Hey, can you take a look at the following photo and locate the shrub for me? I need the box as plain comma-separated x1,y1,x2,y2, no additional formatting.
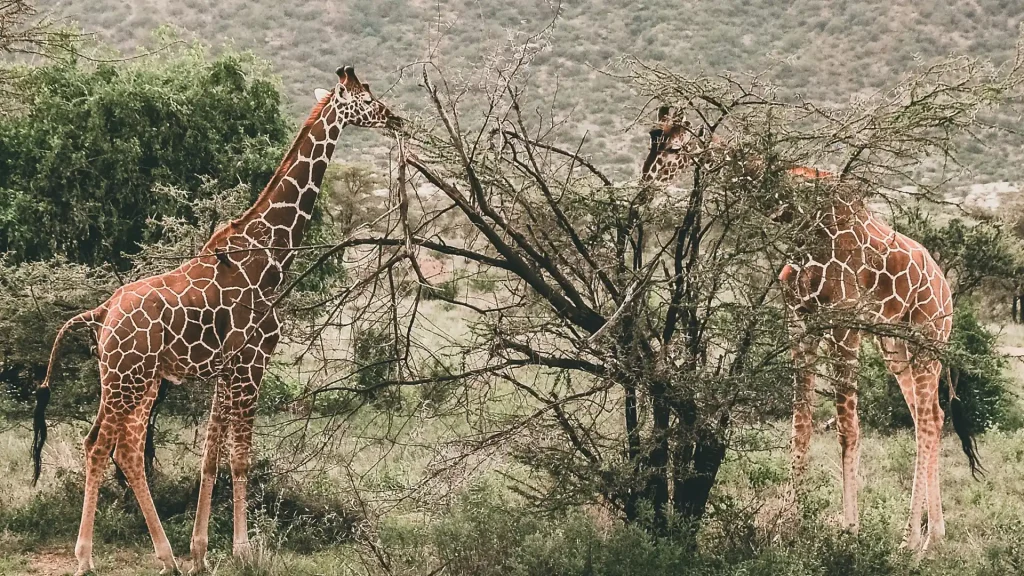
421,278,459,302
351,325,404,410
381,481,926,576
258,371,305,413
0,456,360,554
859,304,1020,433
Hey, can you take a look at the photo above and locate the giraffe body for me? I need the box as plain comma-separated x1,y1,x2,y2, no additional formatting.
32,66,399,575
641,107,971,550
781,189,952,547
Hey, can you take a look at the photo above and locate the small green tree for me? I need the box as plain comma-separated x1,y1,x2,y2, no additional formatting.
0,40,289,268
892,206,1019,300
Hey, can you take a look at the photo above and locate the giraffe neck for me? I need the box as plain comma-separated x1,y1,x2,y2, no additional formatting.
203,96,344,270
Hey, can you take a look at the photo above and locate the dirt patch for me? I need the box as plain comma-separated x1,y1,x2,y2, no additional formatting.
999,346,1024,357
26,549,76,576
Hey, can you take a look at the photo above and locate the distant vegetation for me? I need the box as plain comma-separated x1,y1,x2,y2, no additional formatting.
41,0,1024,181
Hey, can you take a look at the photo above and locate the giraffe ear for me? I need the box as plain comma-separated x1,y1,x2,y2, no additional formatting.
314,88,331,101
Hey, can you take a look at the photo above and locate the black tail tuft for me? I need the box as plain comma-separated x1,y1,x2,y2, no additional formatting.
31,386,51,486
144,379,171,478
950,395,984,479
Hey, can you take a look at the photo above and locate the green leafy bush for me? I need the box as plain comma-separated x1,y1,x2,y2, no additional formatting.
421,279,459,302
859,304,1020,433
350,325,404,410
381,481,924,576
0,43,288,268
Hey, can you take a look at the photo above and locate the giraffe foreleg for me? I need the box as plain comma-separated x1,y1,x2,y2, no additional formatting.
227,396,257,560
189,386,229,574
830,328,862,532
790,329,820,482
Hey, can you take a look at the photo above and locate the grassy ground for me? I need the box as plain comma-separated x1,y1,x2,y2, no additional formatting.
7,422,1024,574
3,317,1024,575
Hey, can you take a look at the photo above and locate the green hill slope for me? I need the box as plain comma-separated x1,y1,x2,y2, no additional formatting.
44,0,1024,182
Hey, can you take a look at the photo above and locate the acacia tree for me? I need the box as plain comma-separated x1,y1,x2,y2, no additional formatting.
0,0,77,105
272,36,1023,541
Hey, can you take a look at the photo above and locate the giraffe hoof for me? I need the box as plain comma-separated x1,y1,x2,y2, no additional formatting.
158,560,181,575
899,535,922,552
921,528,945,553
233,541,254,563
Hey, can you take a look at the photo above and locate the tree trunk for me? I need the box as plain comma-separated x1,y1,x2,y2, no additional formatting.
644,382,672,531
673,422,728,522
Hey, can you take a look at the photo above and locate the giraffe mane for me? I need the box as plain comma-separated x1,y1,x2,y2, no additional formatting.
202,90,334,252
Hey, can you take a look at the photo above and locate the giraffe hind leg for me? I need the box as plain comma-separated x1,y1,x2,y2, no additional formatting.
110,381,179,574
881,337,926,550
75,407,117,576
919,361,946,549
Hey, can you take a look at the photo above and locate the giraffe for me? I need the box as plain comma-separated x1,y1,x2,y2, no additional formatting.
640,106,980,550
30,66,401,576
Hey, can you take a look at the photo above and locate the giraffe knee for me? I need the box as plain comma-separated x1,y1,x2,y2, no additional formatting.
229,454,250,481
834,408,860,449
837,423,860,449
112,439,146,476
201,451,220,476
83,422,101,453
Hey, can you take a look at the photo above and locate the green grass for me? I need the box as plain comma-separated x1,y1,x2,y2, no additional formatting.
4,388,1024,574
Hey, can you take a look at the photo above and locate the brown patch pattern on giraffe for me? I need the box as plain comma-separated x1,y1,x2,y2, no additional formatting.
32,66,400,575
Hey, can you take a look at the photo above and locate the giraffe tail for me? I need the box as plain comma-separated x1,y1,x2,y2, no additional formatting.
32,306,105,486
946,365,984,480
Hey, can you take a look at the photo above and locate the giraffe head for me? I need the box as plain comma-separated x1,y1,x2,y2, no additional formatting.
640,106,705,184
318,66,402,131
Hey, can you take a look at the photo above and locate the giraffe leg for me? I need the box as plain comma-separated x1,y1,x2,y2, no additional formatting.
75,408,117,576
111,385,178,574
830,328,861,532
881,337,925,550
227,401,256,560
189,386,228,574
790,331,820,482
918,360,945,549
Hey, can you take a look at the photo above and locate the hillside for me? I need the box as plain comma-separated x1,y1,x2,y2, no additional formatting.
42,0,1024,183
